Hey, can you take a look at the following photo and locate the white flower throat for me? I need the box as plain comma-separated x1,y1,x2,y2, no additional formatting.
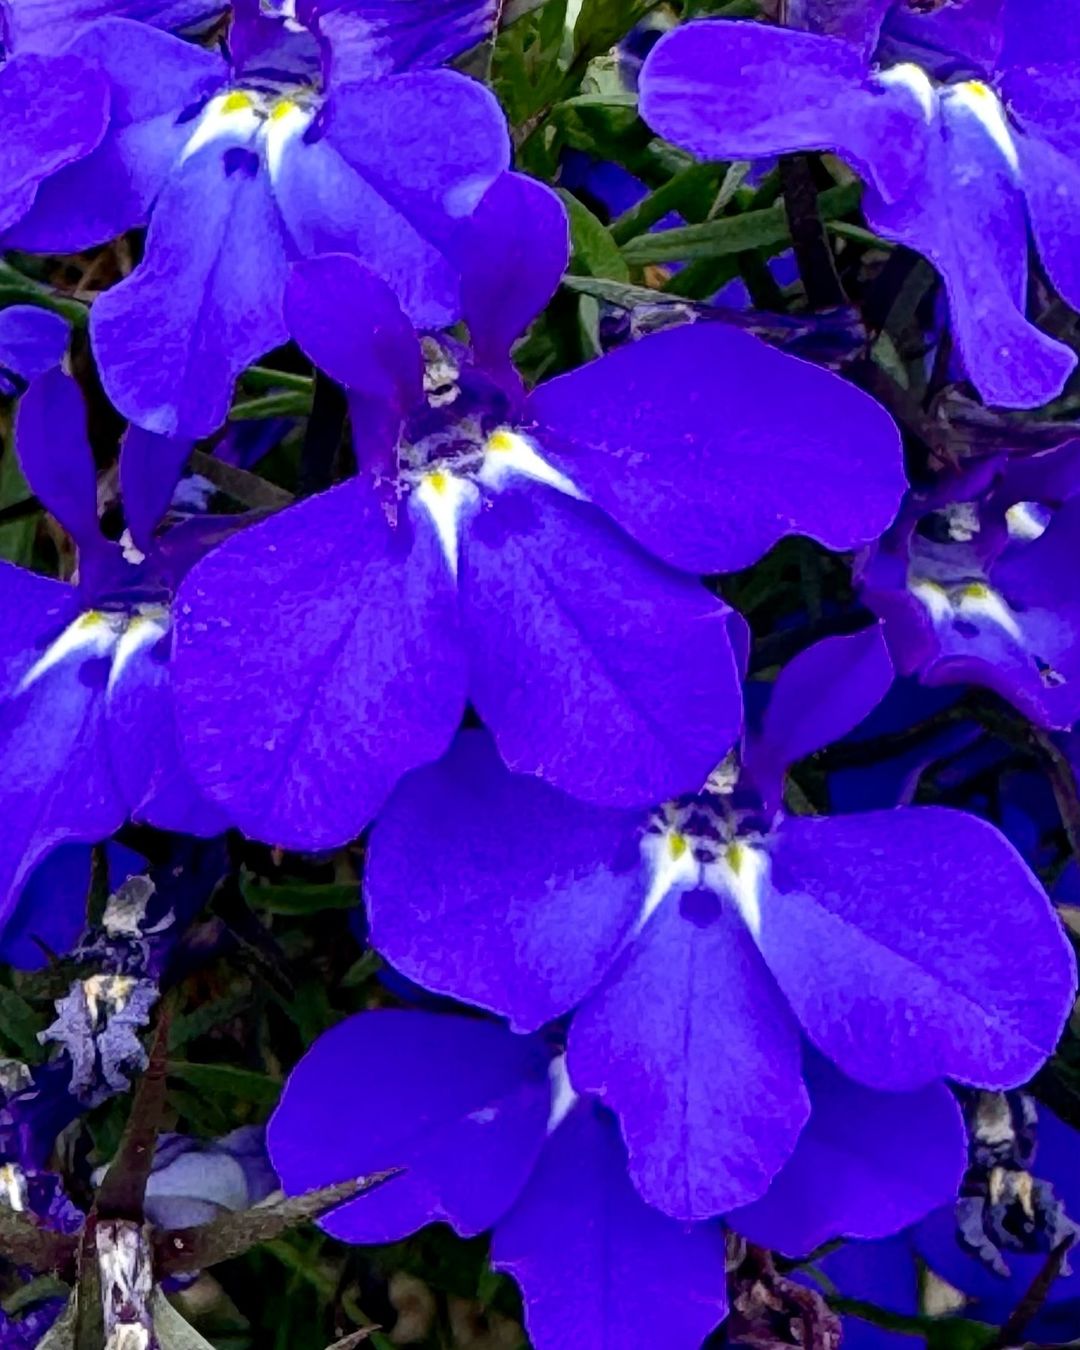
18,604,170,695
640,760,771,939
179,86,317,181
401,341,584,576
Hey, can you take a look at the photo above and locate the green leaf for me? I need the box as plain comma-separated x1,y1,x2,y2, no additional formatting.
925,1321,998,1350
491,0,570,128
609,160,727,245
0,450,37,569
560,274,686,308
341,950,382,989
570,0,656,63
152,1291,220,1350
169,991,253,1051
240,879,359,917
228,391,312,421
557,189,629,281
2,1274,70,1316
239,367,314,395
0,262,85,325
0,983,48,1060
165,1061,281,1106
620,181,862,264
501,0,553,22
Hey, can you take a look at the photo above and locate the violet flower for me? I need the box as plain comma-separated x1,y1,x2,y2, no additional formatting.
171,174,905,849
858,443,1080,727
361,628,1075,1219
2,1,509,436
638,1,1080,408
0,366,229,915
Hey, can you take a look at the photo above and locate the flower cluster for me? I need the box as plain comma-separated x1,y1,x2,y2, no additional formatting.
1,1,1080,1347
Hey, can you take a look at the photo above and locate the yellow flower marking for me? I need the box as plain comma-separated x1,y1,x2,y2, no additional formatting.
222,90,255,114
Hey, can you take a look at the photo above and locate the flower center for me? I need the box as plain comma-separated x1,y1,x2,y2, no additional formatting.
640,762,771,937
401,343,583,575
179,86,318,179
18,604,170,695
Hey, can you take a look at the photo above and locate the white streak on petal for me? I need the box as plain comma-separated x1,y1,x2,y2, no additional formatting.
108,613,170,692
479,429,584,500
18,612,118,693
179,94,261,165
948,80,1020,174
547,1054,578,1134
956,584,1023,641
876,62,936,122
0,1164,27,1213
911,578,952,625
704,842,769,940
412,472,477,577
263,101,313,183
636,830,699,934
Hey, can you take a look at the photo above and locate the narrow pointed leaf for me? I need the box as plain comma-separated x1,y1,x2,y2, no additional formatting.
151,1290,218,1350
157,1171,400,1275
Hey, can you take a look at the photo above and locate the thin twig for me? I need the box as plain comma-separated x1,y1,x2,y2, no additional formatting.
780,154,845,310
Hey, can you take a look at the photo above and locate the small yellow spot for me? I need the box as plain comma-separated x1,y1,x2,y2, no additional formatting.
667,832,688,861
222,90,254,114
725,842,744,875
960,582,991,600
426,470,448,494
79,610,106,627
486,429,517,454
965,79,992,98
270,98,298,121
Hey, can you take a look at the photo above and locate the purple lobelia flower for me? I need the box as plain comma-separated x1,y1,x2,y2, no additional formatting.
638,2,1080,408
361,626,1075,1220
268,1009,965,1348
858,445,1080,728
0,366,229,917
2,2,509,437
170,173,905,850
